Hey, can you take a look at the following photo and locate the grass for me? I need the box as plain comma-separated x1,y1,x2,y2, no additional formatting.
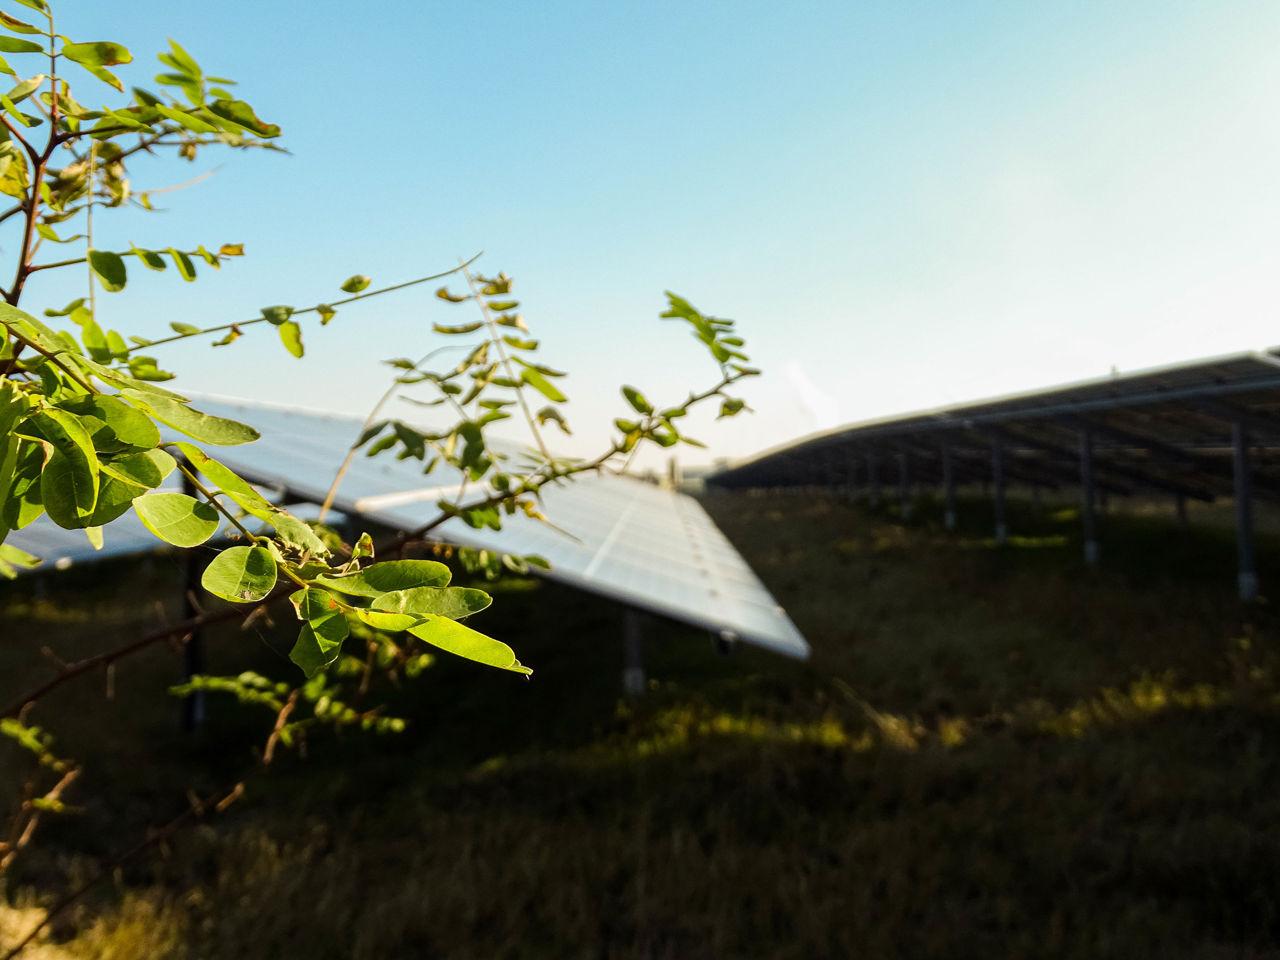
3,490,1280,958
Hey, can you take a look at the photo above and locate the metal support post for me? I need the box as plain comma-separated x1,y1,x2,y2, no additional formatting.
942,446,956,531
1079,429,1099,566
898,452,912,521
1232,421,1259,602
992,439,1008,545
623,609,646,696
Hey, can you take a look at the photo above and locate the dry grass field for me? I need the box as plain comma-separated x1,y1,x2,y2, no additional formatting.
3,489,1280,958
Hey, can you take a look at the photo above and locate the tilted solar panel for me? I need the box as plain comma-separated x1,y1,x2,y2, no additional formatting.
6,397,809,660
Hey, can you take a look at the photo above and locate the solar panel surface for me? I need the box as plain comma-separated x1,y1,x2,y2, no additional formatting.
7,397,808,660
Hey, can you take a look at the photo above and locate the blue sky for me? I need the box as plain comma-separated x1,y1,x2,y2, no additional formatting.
24,1,1280,466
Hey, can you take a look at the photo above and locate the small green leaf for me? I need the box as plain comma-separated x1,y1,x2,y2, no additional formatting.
339,274,370,293
288,588,348,676
622,386,652,414
521,366,566,403
87,249,126,292
260,305,293,325
317,303,336,325
371,586,492,621
59,394,160,452
351,531,374,561
408,616,531,675
168,248,196,280
131,246,168,270
61,41,132,67
278,319,303,358
202,545,277,602
207,98,280,138
134,492,219,547
0,37,42,54
486,299,518,312
315,559,450,598
169,321,200,335
99,448,175,489
433,321,482,335
0,13,41,35
435,287,467,303
120,392,259,445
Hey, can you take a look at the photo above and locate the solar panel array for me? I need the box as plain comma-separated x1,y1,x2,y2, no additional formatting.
7,397,809,660
710,349,1280,505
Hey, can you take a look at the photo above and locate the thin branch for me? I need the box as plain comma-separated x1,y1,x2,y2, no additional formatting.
317,343,473,522
26,256,86,273
461,263,551,461
133,254,484,353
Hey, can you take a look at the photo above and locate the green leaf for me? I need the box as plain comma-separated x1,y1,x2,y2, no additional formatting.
0,13,41,34
82,473,146,527
61,41,132,67
127,356,175,381
174,442,329,557
207,98,280,138
288,588,348,677
4,73,44,103
134,492,219,547
87,249,126,292
39,450,97,528
486,299,519,312
278,319,303,358
339,274,370,293
23,408,99,510
168,248,196,280
354,608,420,632
72,355,188,400
131,246,168,270
622,385,652,414
0,140,29,200
314,559,450,598
718,397,747,419
0,542,39,578
316,304,336,325
201,545,277,602
372,586,492,621
154,102,217,133
433,321,483,335
521,366,566,403
99,447,175,489
435,286,468,303
260,305,293,325
169,321,199,335
77,61,123,92
408,617,531,675
119,391,259,445
1,440,42,530
0,37,42,54
44,298,85,318
59,394,160,453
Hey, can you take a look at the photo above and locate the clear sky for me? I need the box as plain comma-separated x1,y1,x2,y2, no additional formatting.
27,0,1280,468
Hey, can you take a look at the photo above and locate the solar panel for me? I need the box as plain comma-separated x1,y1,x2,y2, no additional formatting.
6,397,809,660
711,347,1280,502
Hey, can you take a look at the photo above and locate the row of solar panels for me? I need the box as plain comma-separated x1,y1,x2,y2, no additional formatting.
7,397,809,660
710,349,1280,504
